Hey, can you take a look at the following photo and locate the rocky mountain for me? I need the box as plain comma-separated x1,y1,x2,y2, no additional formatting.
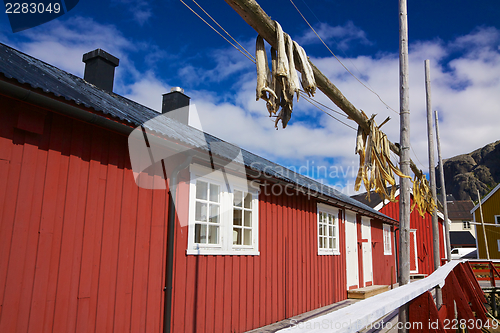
436,140,500,201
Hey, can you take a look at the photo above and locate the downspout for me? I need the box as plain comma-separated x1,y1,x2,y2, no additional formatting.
163,155,192,333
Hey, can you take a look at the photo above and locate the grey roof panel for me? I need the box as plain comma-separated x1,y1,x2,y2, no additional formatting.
0,42,394,222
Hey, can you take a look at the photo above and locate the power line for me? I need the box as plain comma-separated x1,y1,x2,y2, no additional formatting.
289,0,399,115
410,143,426,171
300,92,357,131
179,0,256,64
190,0,255,62
181,0,357,132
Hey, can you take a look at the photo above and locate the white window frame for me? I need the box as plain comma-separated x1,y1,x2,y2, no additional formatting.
187,164,259,255
383,224,392,255
495,215,500,225
317,203,340,255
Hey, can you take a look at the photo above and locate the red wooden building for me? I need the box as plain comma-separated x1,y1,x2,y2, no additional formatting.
352,188,448,277
0,43,397,333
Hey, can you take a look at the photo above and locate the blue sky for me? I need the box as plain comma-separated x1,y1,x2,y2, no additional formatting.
1,0,500,194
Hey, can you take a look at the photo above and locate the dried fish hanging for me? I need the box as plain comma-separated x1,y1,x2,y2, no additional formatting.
354,112,411,202
255,34,276,108
411,174,437,217
254,21,317,129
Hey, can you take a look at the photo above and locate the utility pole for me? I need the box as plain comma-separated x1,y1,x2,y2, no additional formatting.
478,189,490,259
398,0,411,330
425,60,441,270
425,60,442,307
434,110,452,261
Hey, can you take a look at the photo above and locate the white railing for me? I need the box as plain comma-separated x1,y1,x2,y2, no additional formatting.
279,260,464,333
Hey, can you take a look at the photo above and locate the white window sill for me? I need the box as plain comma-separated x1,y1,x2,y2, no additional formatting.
318,250,341,256
384,252,392,256
186,249,260,256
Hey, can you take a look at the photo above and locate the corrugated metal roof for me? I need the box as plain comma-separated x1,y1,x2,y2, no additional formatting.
0,42,394,222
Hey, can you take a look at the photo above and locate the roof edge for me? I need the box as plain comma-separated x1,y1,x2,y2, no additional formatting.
471,182,500,214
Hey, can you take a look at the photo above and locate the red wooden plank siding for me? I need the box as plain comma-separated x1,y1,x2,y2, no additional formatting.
1,94,389,333
0,97,168,333
381,196,440,276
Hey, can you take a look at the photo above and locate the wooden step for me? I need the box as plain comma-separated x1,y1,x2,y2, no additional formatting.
347,285,389,299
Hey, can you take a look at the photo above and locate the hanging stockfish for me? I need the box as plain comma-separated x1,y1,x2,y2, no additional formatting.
253,22,318,128
285,33,300,101
293,41,316,97
255,34,276,108
275,21,289,77
355,113,410,202
411,174,437,217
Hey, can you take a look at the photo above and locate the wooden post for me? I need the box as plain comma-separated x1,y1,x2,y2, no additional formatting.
425,60,441,270
425,60,443,307
434,110,452,261
222,0,424,179
398,0,411,330
477,189,490,260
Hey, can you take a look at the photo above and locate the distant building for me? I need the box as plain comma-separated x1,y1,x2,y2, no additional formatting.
471,183,500,259
447,200,475,237
352,187,448,276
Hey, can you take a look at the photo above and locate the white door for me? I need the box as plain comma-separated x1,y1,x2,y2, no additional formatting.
361,217,373,285
345,211,358,289
410,230,419,274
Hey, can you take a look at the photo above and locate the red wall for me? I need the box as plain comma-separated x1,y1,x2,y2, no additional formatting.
381,197,444,276
0,95,351,333
171,185,348,333
0,95,168,333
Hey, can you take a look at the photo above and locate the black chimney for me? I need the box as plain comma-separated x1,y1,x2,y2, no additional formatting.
82,49,119,92
162,87,190,124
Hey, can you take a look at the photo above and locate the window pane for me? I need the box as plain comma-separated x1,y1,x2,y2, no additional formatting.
329,237,333,249
244,210,252,227
209,204,219,223
208,225,219,244
209,184,220,202
196,181,208,200
332,238,337,249
233,227,242,245
329,226,333,238
319,224,323,236
234,190,243,207
319,237,323,248
234,209,242,226
195,202,207,222
244,192,252,209
244,229,252,245
195,224,207,244
328,214,333,225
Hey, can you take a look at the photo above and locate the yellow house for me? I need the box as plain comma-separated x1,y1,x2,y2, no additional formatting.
471,183,500,259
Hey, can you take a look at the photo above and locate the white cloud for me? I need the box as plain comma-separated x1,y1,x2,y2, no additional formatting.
5,17,500,194
296,21,372,51
8,16,134,76
111,0,153,26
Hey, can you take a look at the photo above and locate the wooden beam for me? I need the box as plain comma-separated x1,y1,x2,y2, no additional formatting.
223,0,423,178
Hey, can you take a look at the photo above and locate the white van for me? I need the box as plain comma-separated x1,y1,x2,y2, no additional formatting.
450,247,476,260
